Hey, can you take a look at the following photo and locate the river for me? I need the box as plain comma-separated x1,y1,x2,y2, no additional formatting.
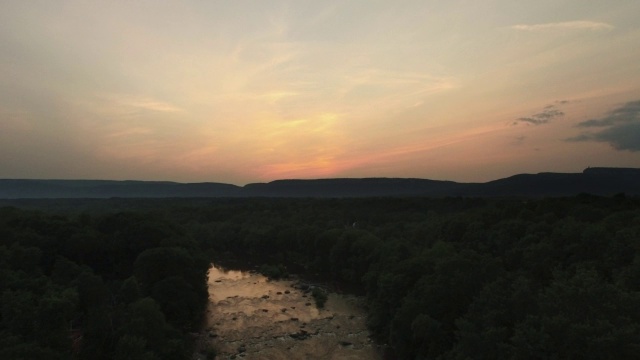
194,264,383,359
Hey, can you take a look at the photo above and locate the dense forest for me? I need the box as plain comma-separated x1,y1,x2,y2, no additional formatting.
0,207,210,359
2,194,640,358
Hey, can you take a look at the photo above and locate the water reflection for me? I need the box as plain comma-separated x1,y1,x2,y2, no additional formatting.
197,263,381,359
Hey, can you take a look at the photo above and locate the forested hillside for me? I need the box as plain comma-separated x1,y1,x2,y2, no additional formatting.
2,194,640,358
177,195,640,359
0,208,210,359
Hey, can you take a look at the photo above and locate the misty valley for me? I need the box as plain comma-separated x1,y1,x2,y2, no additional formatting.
1,195,640,359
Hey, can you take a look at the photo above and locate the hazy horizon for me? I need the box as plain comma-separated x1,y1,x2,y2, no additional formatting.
2,1,639,184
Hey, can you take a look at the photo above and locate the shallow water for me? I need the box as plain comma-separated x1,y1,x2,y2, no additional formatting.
195,264,382,360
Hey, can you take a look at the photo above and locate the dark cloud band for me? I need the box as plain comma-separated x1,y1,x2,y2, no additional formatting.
567,100,640,152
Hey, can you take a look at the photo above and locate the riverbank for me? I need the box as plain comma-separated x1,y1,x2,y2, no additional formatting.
194,264,382,359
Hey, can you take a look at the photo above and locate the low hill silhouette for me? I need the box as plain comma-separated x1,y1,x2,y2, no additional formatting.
0,179,241,198
1,167,639,198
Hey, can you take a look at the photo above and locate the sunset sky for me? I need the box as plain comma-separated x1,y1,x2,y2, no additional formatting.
1,1,639,185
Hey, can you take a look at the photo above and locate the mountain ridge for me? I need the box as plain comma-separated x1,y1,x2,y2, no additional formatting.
1,167,639,198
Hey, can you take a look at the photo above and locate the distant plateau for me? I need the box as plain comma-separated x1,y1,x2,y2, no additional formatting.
1,167,639,198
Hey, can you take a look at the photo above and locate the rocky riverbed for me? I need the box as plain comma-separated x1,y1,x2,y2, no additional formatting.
194,265,382,360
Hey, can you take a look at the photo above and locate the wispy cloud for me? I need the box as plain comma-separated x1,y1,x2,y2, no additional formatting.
337,69,457,111
567,100,640,151
513,103,566,126
511,135,526,146
510,21,614,32
91,94,184,117
116,96,183,113
106,127,153,138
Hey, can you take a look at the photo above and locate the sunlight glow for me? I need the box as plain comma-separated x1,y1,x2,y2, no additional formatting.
1,1,639,183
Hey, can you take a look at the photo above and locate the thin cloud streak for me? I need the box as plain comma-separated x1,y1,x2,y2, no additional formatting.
510,21,614,32
513,103,566,126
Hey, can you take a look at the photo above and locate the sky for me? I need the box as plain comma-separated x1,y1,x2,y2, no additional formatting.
1,0,640,185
